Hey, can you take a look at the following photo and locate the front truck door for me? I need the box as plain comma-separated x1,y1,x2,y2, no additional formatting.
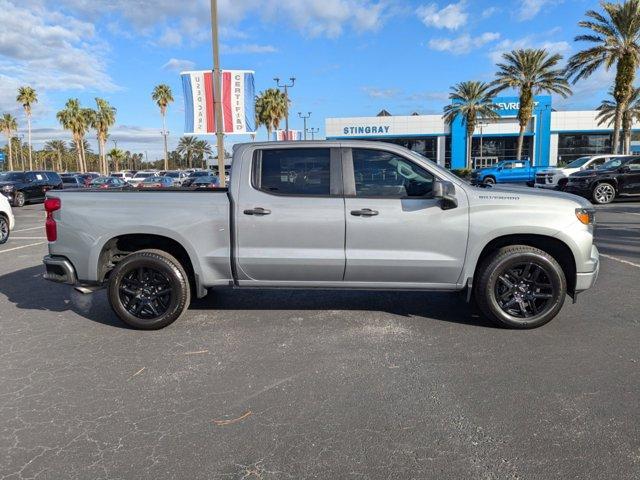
619,158,640,195
343,148,469,286
235,147,346,283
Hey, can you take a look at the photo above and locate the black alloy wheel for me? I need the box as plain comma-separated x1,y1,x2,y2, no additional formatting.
0,216,9,244
108,249,190,329
475,245,566,329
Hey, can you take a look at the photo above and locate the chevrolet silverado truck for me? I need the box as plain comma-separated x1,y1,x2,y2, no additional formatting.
534,154,633,190
42,141,600,330
471,160,545,185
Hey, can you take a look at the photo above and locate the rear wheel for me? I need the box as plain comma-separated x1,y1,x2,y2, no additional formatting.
0,215,9,244
475,245,566,329
13,191,25,208
592,182,616,204
108,249,190,329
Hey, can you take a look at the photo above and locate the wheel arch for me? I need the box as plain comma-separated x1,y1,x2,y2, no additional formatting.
97,234,203,297
473,234,577,295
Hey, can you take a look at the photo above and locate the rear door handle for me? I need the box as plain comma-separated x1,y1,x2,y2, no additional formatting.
243,207,271,216
350,208,379,217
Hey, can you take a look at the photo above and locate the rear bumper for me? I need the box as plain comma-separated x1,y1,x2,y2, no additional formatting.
575,245,600,292
43,255,77,285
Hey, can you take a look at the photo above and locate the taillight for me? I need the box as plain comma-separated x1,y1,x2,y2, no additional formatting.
44,197,61,242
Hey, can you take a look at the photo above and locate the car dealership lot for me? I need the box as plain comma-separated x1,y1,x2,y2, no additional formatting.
1,204,639,479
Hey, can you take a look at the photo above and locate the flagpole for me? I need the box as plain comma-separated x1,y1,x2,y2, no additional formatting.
210,0,226,186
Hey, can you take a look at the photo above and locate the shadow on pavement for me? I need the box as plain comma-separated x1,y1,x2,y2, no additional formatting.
1,266,495,329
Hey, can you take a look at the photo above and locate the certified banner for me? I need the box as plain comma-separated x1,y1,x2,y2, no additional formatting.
181,70,255,135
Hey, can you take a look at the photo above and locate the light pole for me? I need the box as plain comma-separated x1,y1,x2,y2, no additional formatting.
308,127,320,140
274,77,295,140
298,112,311,140
210,0,226,186
477,120,489,168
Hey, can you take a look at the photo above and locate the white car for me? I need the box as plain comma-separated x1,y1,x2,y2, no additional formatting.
535,154,634,190
0,194,15,244
110,171,134,182
128,171,157,187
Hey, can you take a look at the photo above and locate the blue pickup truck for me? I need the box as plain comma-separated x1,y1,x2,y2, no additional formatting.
471,160,545,185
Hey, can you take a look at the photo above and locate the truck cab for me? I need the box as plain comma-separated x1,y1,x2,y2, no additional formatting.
471,160,540,185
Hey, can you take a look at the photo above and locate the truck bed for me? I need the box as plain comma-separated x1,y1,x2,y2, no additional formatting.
47,190,233,288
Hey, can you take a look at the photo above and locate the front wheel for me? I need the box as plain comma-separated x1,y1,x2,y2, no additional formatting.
483,176,496,185
107,249,191,329
592,182,616,204
475,245,566,329
0,215,9,244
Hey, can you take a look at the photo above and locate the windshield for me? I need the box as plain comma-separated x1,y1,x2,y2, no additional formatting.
135,173,154,179
599,158,626,170
0,172,25,182
566,157,591,168
143,177,160,183
91,177,110,184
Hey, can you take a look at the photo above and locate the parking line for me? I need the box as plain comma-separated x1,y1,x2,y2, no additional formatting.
9,236,48,240
600,253,640,269
13,226,44,232
0,242,46,254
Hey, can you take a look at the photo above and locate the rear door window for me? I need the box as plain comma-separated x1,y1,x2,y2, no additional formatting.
254,148,332,196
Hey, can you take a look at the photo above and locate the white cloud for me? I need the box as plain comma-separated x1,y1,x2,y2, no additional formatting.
0,0,116,120
517,0,555,21
429,32,500,55
481,6,499,19
416,2,468,30
157,27,183,47
489,35,571,63
222,43,278,54
362,87,402,99
162,58,196,72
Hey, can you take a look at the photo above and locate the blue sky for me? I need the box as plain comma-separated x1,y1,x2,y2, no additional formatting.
0,0,614,158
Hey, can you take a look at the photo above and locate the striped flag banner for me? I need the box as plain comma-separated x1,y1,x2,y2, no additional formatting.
273,130,302,141
181,70,256,135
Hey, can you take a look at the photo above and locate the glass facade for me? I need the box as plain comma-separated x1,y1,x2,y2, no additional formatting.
471,136,533,164
557,133,612,165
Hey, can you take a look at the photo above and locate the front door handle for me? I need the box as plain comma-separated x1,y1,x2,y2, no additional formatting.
243,207,271,216
350,208,379,217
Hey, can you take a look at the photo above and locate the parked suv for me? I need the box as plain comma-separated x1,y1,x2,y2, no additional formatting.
0,171,63,207
565,156,640,204
535,155,633,190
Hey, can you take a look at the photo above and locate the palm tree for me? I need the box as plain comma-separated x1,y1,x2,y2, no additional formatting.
566,0,640,155
491,49,572,161
107,148,125,172
176,136,198,168
16,86,37,170
44,140,67,172
89,98,117,175
0,113,17,171
443,81,499,169
255,88,287,140
57,99,91,172
152,84,173,170
193,139,213,169
597,87,640,154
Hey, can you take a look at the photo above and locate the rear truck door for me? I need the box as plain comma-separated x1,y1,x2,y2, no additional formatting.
235,146,346,283
342,147,469,285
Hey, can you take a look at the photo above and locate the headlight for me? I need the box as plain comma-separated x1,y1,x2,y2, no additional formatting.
2,185,14,192
575,208,595,225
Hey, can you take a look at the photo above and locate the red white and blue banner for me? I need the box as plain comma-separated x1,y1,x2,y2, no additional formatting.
181,70,255,135
273,130,302,141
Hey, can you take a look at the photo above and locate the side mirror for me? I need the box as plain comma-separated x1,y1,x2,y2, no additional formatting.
433,180,458,210
619,165,631,173
497,167,503,171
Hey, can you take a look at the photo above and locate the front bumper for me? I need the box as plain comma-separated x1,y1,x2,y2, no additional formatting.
564,184,591,199
43,255,77,285
1,191,15,203
575,245,600,292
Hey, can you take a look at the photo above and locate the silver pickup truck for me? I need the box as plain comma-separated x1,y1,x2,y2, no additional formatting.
42,141,600,330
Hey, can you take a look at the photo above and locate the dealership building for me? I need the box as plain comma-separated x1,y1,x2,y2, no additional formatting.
325,95,638,169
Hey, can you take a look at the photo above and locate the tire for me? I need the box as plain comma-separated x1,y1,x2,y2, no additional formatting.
483,176,496,185
475,245,567,329
107,249,191,330
592,182,616,204
13,191,25,208
0,215,9,245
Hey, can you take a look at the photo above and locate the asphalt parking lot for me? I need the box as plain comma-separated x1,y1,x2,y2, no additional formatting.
1,202,639,479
